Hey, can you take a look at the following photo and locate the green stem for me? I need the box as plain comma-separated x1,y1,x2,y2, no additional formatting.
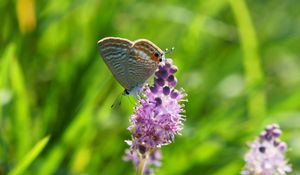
136,154,148,175
229,0,266,121
136,148,154,175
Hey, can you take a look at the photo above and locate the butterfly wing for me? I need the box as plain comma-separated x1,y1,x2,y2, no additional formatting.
125,39,164,90
97,37,164,94
97,37,133,90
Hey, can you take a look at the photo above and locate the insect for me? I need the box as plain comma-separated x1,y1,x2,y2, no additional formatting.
97,37,165,97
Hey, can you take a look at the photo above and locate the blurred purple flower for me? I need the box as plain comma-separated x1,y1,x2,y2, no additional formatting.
124,59,186,174
241,124,292,175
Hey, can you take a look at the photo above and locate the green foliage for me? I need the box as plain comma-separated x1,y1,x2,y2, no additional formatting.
1,0,300,174
8,136,50,175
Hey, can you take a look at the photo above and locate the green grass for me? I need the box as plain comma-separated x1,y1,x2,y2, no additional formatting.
8,136,50,175
1,0,300,174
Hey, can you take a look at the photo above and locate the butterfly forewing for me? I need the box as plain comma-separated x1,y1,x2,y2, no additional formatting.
98,37,133,90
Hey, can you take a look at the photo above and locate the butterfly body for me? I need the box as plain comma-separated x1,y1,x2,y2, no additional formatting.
97,37,165,95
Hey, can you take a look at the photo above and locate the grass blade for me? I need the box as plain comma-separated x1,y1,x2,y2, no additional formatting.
8,136,50,175
229,0,266,121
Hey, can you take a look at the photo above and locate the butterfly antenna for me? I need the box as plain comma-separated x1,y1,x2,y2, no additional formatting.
164,47,175,55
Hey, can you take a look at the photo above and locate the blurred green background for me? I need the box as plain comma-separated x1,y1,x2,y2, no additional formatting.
1,0,300,174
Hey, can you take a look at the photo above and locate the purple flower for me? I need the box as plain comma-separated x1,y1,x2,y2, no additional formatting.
241,124,292,175
124,59,186,174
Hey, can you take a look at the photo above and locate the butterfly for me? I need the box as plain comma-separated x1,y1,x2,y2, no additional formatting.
97,37,165,96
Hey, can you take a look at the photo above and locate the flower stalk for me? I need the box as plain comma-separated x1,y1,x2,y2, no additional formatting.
136,153,148,175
